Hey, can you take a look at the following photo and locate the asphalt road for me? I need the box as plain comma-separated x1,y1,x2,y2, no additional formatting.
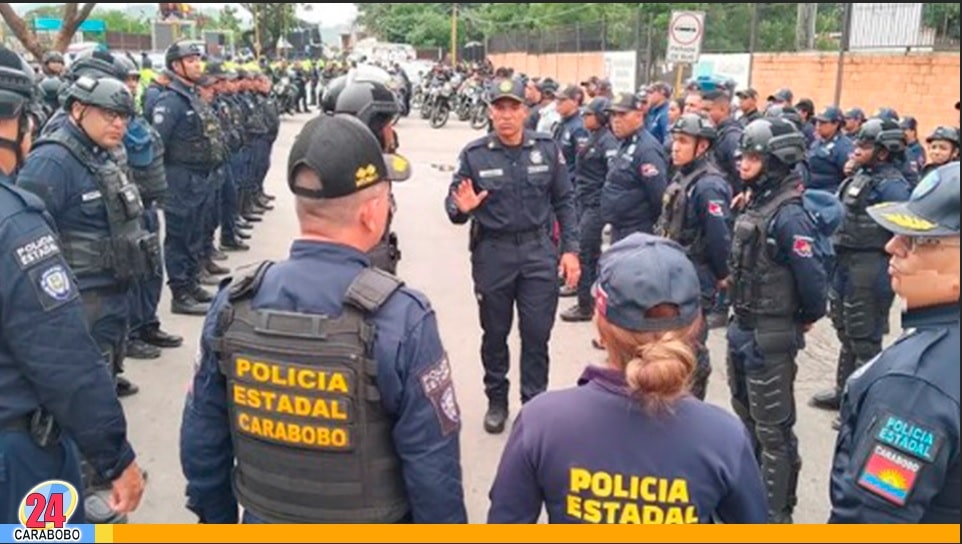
122,111,900,524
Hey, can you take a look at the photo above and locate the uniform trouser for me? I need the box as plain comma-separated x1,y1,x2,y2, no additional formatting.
690,263,718,401
221,156,241,243
727,322,802,522
0,432,85,524
830,251,894,395
165,167,210,295
252,137,273,193
576,205,605,311
472,235,559,405
127,208,163,336
201,167,225,262
80,286,131,379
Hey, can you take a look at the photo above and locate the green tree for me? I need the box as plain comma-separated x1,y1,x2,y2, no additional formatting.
94,8,150,34
0,2,98,60
218,5,244,35
240,3,310,57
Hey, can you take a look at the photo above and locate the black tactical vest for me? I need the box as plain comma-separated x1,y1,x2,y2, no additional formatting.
730,181,802,329
243,93,269,136
35,131,160,281
215,264,410,524
657,159,723,263
833,165,900,251
131,126,168,207
166,86,223,170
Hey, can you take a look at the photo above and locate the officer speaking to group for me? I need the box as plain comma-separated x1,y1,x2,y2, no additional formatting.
180,114,467,524
446,77,580,434
0,44,144,524
830,161,960,523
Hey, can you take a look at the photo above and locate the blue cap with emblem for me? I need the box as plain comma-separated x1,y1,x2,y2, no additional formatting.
868,161,960,237
489,77,525,104
593,233,701,333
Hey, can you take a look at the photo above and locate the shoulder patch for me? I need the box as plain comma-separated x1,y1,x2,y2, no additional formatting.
707,200,725,218
14,233,61,270
873,413,945,463
858,444,921,506
640,163,660,177
792,235,814,258
419,353,460,436
29,263,78,312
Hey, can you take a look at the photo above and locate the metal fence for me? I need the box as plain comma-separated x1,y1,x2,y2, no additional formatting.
105,31,152,52
487,19,641,55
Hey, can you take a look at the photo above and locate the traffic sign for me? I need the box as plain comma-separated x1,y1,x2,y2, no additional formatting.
666,11,706,64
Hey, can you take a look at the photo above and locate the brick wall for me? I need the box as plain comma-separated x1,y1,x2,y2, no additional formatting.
751,52,960,136
489,52,605,86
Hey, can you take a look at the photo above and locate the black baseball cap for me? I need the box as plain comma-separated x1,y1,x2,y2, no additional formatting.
489,77,525,104
868,162,960,237
594,233,701,332
768,88,793,103
287,114,411,200
736,88,758,100
605,92,642,113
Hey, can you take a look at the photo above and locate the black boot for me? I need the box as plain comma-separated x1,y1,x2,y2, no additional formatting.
484,402,509,435
190,286,215,303
560,304,593,323
206,260,231,276
221,239,251,252
141,325,184,349
171,292,209,316
126,339,161,360
810,345,854,411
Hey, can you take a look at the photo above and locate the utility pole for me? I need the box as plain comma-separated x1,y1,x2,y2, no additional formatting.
747,3,759,85
253,3,262,60
450,3,458,65
795,3,818,50
834,3,854,105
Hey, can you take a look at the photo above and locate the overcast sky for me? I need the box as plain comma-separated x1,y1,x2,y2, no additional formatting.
11,3,358,25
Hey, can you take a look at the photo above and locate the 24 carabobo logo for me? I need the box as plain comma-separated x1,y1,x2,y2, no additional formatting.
18,480,79,529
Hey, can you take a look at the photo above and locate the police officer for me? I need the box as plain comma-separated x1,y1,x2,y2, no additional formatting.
922,126,960,179
41,50,65,78
489,233,768,524
656,114,732,400
736,88,763,127
180,114,467,524
152,40,224,315
727,118,829,523
142,69,171,117
901,116,927,175
811,118,913,414
554,85,589,182
42,50,128,137
561,97,618,323
234,70,274,227
843,108,865,139
248,73,280,216
446,78,581,434
808,106,854,193
698,79,743,194
207,63,251,253
644,82,673,145
0,47,145,523
194,74,233,289
17,75,160,401
601,92,669,243
116,55,182,359
830,161,960,524
335,79,405,273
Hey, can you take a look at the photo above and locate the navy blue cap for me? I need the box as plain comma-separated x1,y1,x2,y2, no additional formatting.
594,233,701,333
868,162,960,237
900,116,918,131
606,92,642,113
489,77,525,104
844,107,865,120
815,106,844,123
768,88,793,104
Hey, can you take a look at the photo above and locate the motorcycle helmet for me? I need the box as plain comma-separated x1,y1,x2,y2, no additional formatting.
335,80,400,150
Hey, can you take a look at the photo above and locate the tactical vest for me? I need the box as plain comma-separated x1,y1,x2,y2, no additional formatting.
35,132,160,281
226,98,248,148
132,128,168,207
214,264,410,524
166,86,223,170
730,182,802,329
243,94,269,136
263,96,281,136
833,165,898,251
215,100,243,153
657,159,722,263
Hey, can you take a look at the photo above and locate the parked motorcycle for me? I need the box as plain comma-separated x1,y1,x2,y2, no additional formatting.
272,74,298,115
429,82,454,129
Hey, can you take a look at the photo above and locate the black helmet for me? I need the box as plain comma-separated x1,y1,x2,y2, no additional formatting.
38,77,63,106
740,118,807,167
765,104,804,131
875,107,900,122
856,118,906,154
320,74,349,113
165,40,204,69
335,80,399,133
115,54,139,78
64,76,136,116
42,51,64,65
926,126,960,147
670,113,717,142
65,50,125,81
0,47,36,119
583,97,611,126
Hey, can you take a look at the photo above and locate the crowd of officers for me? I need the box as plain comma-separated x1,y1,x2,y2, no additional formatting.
1,39,958,526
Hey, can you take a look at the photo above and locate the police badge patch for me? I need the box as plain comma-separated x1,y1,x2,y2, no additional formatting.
29,263,77,312
530,150,544,165
419,354,460,436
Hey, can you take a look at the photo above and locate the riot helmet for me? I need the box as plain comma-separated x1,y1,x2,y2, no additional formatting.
334,80,400,150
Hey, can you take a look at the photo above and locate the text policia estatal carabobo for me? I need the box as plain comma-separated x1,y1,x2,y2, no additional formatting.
229,357,356,451
566,468,700,524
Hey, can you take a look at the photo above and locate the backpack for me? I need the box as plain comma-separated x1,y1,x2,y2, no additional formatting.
801,189,844,276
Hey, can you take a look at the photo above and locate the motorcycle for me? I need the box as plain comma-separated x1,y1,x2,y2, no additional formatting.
272,75,298,115
429,82,454,129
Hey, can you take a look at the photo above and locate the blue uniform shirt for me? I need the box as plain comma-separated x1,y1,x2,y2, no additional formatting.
713,118,744,192
574,128,619,209
807,133,854,192
180,242,467,524
906,141,927,178
143,83,166,118
16,122,119,291
601,126,669,236
645,101,670,145
0,179,135,481
684,166,733,281
488,366,768,524
446,131,579,254
554,114,590,179
855,164,914,208
830,304,960,523
39,108,68,137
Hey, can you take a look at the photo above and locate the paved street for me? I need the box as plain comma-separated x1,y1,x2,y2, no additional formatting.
123,111,899,524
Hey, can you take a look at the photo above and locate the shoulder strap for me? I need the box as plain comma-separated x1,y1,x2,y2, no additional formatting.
227,260,275,302
344,267,404,314
34,130,98,174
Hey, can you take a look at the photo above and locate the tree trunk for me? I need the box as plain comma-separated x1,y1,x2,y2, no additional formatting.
54,3,98,52
0,3,44,60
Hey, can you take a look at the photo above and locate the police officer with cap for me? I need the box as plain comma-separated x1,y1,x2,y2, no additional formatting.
553,85,590,182
843,108,866,139
736,88,763,127
811,118,912,415
727,118,829,523
152,39,223,315
922,126,960,179
18,75,160,402
560,97,619,324
335,78,406,273
0,46,146,524
181,113,467,524
656,113,732,400
489,233,768,524
830,161,960,524
601,91,669,243
808,106,854,193
902,116,927,175
446,78,580,434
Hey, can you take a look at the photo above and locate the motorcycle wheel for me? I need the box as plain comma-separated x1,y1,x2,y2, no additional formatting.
470,106,489,130
430,106,450,129
457,104,471,122
420,102,432,120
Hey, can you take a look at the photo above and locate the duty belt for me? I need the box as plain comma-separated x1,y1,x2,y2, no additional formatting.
0,416,30,433
482,228,545,244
